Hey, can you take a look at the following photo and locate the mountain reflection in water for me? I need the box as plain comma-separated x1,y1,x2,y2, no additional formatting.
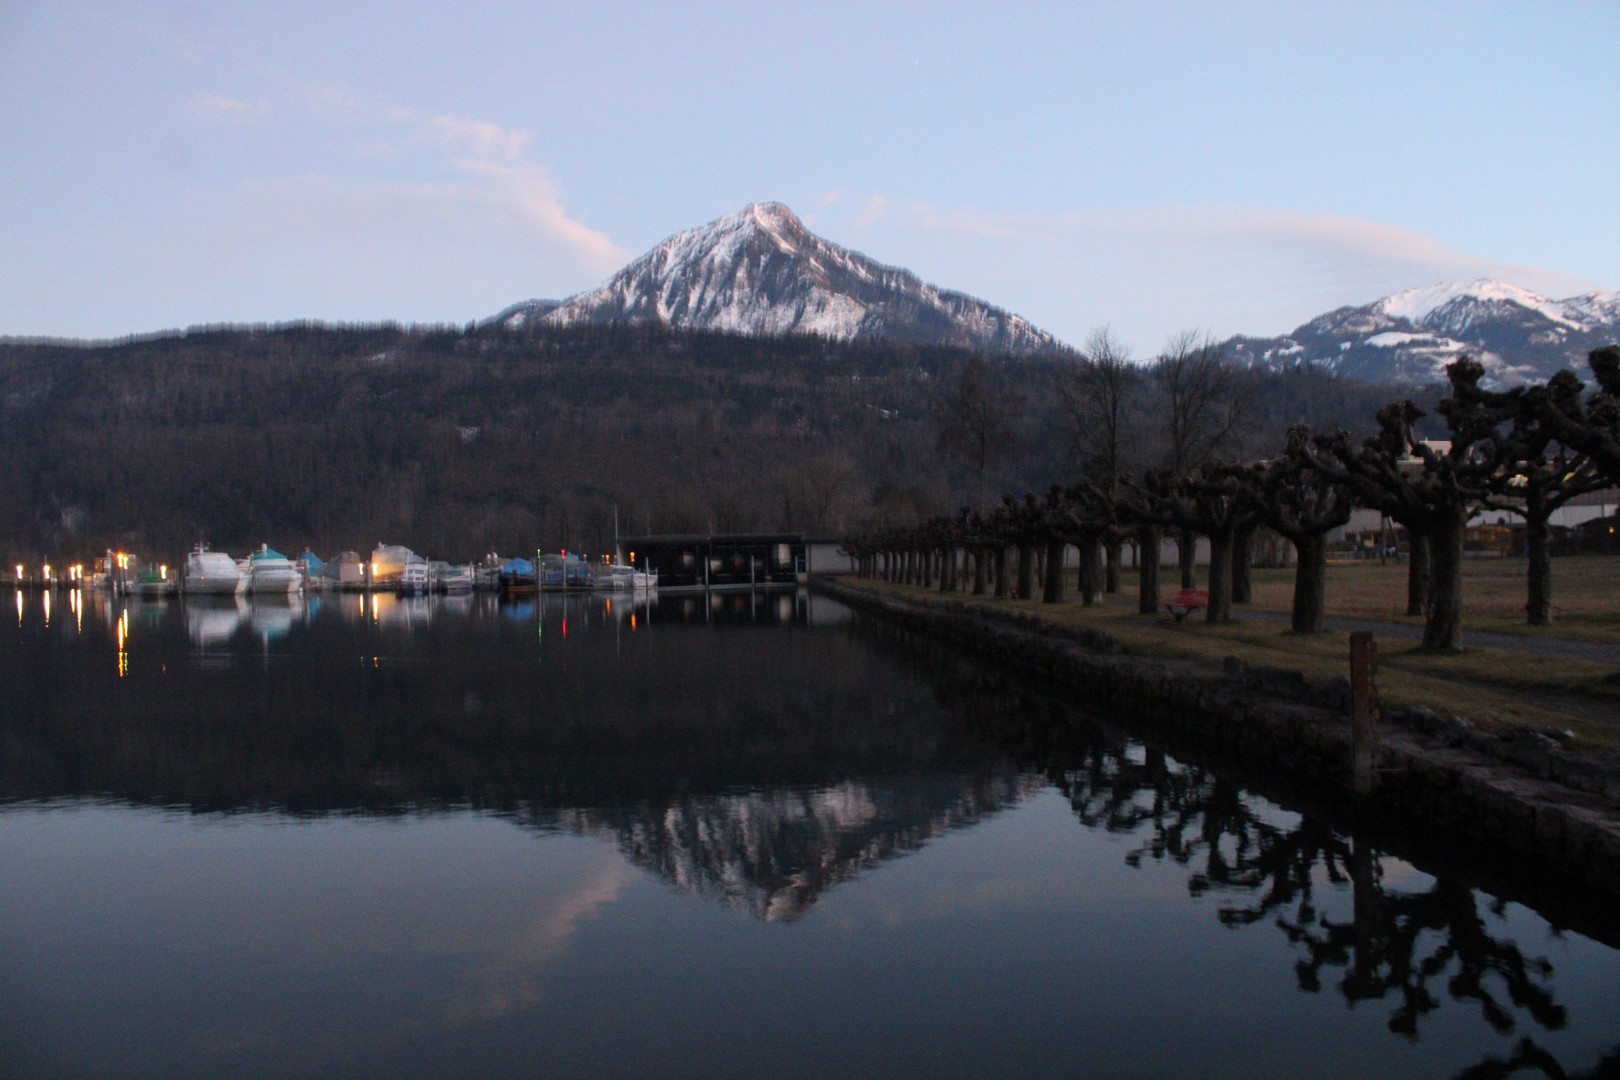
2,588,1029,921
3,588,1620,1080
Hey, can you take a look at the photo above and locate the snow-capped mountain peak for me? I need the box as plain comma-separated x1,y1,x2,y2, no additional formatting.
1375,278,1581,329
1226,277,1620,386
502,202,1064,355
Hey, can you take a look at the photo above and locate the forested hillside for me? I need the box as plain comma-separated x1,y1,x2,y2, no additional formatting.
0,322,1430,563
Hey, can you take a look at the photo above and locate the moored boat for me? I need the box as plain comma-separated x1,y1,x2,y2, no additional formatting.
329,551,368,591
499,557,538,594
131,568,178,597
369,544,418,589
540,552,595,590
474,557,504,591
297,550,330,591
439,564,474,593
243,545,303,594
398,559,431,596
594,561,658,592
184,546,245,595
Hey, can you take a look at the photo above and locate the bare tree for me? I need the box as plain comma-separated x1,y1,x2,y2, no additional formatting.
1057,327,1141,481
1154,330,1253,475
1056,327,1141,592
1301,378,1509,651
777,453,859,532
1150,331,1256,586
1241,429,1353,633
1521,345,1620,484
934,356,1023,509
1449,351,1618,624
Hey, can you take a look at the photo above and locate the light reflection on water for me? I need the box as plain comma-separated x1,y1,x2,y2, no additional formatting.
2,589,1619,1080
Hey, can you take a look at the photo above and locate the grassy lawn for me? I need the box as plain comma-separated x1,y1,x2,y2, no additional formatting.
837,576,1620,753
1234,554,1620,645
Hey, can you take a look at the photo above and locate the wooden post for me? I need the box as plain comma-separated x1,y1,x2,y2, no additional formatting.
1350,631,1378,795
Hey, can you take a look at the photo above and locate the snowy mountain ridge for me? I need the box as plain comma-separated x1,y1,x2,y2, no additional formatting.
1227,278,1620,386
500,202,1065,356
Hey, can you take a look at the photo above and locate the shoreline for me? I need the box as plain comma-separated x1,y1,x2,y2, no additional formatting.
814,575,1620,900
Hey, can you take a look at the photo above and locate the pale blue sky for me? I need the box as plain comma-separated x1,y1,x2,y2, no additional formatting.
2,1,1616,350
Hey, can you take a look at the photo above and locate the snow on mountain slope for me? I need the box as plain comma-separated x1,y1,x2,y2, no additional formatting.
504,202,1065,356
1227,278,1620,386
1376,279,1582,329
485,297,563,328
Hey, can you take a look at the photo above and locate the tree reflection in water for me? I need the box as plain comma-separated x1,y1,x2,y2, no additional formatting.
1058,741,1620,1080
852,617,1618,1080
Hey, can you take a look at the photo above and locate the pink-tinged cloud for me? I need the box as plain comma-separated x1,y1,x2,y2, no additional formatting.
817,198,1603,347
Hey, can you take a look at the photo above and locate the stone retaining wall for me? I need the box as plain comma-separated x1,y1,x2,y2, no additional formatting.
817,577,1620,898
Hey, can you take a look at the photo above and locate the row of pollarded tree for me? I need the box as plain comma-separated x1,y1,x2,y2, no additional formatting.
844,347,1620,653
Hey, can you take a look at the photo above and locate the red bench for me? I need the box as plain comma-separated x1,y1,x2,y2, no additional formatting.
1163,588,1208,623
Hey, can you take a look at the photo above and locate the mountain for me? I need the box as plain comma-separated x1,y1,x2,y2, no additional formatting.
498,202,1065,356
486,297,563,327
1226,279,1620,386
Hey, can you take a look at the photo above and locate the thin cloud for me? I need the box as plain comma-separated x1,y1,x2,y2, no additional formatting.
898,202,1598,299
189,92,271,121
181,80,628,289
852,194,890,232
810,199,1605,348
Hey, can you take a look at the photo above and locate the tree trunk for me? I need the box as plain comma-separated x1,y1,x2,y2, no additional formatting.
1525,497,1552,625
1206,526,1233,624
1420,517,1464,651
1291,533,1327,633
1042,539,1066,604
1177,527,1197,588
1137,523,1161,614
972,546,987,595
1104,537,1122,594
1016,542,1034,600
1078,535,1102,606
939,547,954,593
993,545,1009,598
1406,529,1429,617
1232,523,1255,604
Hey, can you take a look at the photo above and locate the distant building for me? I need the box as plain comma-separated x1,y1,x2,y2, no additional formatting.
615,534,807,592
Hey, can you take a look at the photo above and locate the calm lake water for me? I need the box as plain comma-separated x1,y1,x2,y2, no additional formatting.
3,587,1619,1080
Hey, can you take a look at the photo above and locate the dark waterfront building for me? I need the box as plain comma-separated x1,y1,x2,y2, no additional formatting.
616,533,808,591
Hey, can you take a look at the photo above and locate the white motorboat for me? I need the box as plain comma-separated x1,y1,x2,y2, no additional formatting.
398,559,431,596
595,562,658,591
439,564,474,593
184,546,245,595
242,545,303,594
